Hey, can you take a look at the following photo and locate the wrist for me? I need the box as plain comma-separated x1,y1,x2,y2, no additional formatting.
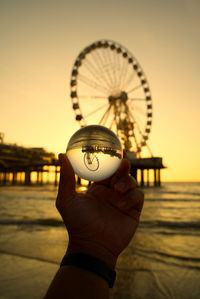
67,239,117,270
60,252,116,288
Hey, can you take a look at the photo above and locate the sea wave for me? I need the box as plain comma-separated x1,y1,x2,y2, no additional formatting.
135,247,200,263
139,220,200,230
0,218,64,226
145,197,200,202
159,191,200,197
0,249,58,265
134,249,200,270
1,218,200,232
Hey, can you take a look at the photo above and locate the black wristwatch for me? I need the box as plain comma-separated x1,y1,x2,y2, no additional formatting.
60,252,116,288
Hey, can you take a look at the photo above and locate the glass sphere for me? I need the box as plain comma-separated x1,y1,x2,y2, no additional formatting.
66,125,123,181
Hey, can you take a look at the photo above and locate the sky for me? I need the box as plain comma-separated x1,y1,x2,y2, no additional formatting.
1,0,200,182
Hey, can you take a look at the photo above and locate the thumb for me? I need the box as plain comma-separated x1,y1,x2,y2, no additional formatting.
57,153,76,205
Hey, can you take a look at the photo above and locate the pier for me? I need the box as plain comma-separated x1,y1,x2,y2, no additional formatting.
129,157,165,187
0,142,165,187
0,142,59,186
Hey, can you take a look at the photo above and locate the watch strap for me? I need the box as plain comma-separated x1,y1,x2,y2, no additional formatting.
60,252,116,288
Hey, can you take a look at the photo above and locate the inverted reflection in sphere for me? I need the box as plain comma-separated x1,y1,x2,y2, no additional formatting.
66,125,123,181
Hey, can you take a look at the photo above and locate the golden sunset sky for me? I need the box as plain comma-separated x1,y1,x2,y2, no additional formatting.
1,0,200,181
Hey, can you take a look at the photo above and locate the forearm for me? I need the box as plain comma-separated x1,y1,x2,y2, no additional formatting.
44,265,109,299
45,155,144,299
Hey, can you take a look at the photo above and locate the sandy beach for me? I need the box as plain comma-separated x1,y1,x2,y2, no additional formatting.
0,183,200,298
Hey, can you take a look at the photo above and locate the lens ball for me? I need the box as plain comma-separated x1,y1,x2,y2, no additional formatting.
66,125,123,181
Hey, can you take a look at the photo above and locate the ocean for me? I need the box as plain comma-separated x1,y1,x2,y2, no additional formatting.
0,182,200,299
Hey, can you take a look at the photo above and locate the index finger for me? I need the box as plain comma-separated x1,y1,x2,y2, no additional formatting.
110,158,130,188
94,158,130,188
57,154,76,205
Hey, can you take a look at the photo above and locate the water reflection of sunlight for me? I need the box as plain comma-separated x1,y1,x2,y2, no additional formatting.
76,186,88,193
81,178,89,186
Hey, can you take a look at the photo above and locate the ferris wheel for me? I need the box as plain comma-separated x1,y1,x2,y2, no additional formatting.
70,39,153,156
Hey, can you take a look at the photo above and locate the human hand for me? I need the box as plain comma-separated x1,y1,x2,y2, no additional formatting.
56,154,144,269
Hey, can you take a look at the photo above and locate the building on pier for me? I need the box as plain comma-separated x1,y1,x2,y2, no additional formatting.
0,135,166,187
0,139,59,186
128,156,166,187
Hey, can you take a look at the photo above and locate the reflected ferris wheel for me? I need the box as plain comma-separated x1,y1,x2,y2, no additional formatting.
70,39,153,157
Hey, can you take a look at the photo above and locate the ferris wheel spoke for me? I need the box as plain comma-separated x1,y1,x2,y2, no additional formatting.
133,132,141,152
128,110,146,140
129,125,140,151
91,50,113,90
115,119,119,137
101,49,115,88
84,59,100,79
84,103,109,119
130,111,144,132
128,97,146,101
109,115,115,130
134,125,145,152
99,104,112,125
128,102,147,119
126,115,142,151
79,95,107,99
78,74,109,94
128,108,146,124
134,114,146,130
111,50,118,90
146,143,153,157
107,48,117,88
118,58,125,89
116,51,122,90
102,50,114,90
84,57,112,90
70,40,153,155
113,113,119,136
133,105,146,114
127,84,142,94
123,72,136,91
114,107,122,137
133,113,146,124
121,63,129,90
119,58,129,90
113,51,118,90
102,105,113,126
129,106,146,117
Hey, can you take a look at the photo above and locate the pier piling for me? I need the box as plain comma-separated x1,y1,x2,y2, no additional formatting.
0,143,165,187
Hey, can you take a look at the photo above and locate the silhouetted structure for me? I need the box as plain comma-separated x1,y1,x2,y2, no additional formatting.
0,138,165,187
69,40,166,186
129,156,165,187
0,142,59,186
